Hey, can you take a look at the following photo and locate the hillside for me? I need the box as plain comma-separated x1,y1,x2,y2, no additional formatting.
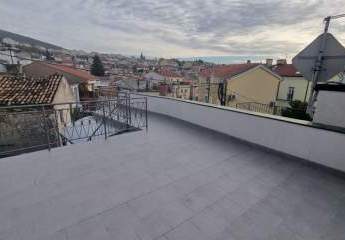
0,29,63,50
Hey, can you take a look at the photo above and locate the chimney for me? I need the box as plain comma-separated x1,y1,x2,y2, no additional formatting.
276,59,287,65
266,58,273,67
18,64,23,74
246,60,251,64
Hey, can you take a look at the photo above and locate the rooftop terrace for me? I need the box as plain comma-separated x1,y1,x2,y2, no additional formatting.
1,112,345,240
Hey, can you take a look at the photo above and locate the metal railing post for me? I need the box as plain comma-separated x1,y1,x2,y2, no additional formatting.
128,96,132,126
42,106,51,151
145,97,148,131
126,96,130,128
69,103,74,126
54,110,62,147
108,101,111,118
102,103,107,140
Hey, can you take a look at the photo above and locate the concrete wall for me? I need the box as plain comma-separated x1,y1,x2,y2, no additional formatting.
313,90,345,128
0,111,58,156
135,93,345,172
227,66,281,107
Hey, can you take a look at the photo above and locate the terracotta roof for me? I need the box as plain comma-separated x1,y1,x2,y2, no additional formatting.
0,74,62,106
272,64,303,77
200,63,260,78
157,69,182,78
23,62,96,83
43,63,96,81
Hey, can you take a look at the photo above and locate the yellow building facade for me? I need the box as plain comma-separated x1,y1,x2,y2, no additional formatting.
226,66,281,107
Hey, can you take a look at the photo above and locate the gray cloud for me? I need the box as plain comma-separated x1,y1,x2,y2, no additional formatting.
0,0,344,58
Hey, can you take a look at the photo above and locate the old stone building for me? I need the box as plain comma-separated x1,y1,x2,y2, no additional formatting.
0,74,74,156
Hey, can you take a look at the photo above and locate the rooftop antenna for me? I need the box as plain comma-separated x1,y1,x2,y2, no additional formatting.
306,13,345,115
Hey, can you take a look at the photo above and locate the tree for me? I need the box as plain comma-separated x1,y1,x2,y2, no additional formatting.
176,59,184,68
91,55,105,76
281,100,311,121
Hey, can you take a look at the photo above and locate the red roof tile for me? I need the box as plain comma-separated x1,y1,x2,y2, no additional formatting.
0,74,62,106
157,69,182,78
24,62,96,83
273,64,302,77
200,63,259,78
43,63,96,82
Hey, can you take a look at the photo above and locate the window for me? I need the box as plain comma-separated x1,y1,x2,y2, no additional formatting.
59,110,65,123
228,95,236,102
287,87,295,101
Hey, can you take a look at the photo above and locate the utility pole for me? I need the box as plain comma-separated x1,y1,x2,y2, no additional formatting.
307,13,345,115
303,80,310,103
9,47,14,65
218,79,227,106
206,77,210,103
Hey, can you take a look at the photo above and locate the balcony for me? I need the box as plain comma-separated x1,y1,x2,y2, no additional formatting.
0,97,147,157
0,95,345,240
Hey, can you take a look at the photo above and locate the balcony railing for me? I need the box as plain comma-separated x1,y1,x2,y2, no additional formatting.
0,96,147,158
235,102,282,115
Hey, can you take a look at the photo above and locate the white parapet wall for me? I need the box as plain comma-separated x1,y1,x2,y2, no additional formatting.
133,93,345,172
313,89,345,129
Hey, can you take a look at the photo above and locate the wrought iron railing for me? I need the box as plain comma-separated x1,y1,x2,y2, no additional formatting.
235,102,282,115
0,96,147,157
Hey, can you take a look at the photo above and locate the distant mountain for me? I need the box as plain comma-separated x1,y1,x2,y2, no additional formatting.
0,29,63,50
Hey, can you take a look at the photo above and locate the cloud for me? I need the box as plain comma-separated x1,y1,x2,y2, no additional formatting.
0,0,344,58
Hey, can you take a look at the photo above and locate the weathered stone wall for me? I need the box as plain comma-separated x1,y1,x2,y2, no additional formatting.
0,111,58,156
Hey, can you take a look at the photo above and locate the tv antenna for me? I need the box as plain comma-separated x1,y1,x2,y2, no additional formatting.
292,14,345,116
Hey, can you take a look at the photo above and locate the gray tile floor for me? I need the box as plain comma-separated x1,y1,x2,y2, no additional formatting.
0,113,345,240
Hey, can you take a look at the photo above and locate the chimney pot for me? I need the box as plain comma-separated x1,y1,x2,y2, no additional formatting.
266,58,273,67
276,59,287,65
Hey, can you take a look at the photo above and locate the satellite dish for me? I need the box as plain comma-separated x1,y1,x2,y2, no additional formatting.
292,33,345,82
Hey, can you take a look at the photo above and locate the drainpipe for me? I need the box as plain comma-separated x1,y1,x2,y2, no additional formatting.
275,79,281,103
304,80,310,103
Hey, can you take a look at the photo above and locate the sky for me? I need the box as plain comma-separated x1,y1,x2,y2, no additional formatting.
0,0,344,59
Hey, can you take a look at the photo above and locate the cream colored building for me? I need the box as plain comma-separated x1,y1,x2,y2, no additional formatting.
273,64,311,107
197,63,319,114
226,65,281,107
170,83,192,100
53,76,78,105
197,64,261,105
197,75,219,104
156,69,183,84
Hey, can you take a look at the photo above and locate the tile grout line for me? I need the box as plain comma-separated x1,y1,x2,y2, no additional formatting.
45,148,255,238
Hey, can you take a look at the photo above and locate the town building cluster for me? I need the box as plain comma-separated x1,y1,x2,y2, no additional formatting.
1,35,344,119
